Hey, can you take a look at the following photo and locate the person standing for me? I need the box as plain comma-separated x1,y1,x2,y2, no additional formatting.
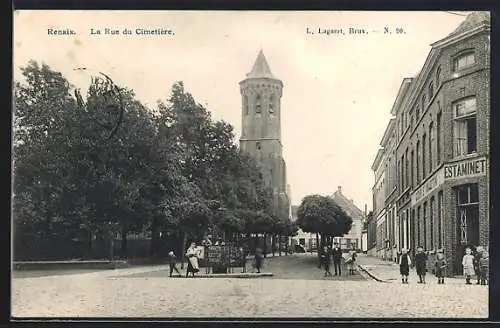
462,247,475,285
415,246,428,284
434,249,447,284
167,251,181,277
479,249,489,285
332,243,342,276
185,242,200,278
320,246,332,277
473,246,483,285
254,247,264,273
399,248,411,284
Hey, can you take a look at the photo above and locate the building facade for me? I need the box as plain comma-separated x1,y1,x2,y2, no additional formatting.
240,50,290,221
332,186,365,251
370,12,490,276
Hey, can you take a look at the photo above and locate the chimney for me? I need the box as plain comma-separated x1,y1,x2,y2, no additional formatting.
338,186,342,193
364,204,367,216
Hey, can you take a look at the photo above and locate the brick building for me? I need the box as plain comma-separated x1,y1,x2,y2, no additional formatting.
370,12,490,276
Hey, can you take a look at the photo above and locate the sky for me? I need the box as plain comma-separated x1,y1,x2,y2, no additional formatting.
13,10,471,210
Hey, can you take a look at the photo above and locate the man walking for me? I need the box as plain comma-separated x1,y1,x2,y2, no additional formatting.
332,242,342,276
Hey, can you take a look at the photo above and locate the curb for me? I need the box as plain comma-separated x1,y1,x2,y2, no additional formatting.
357,265,391,283
13,260,130,271
174,273,274,279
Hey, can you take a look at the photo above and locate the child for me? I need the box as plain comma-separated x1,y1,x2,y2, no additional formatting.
398,248,411,284
167,251,181,277
462,247,475,285
474,246,484,285
415,246,428,284
479,250,489,285
434,249,447,284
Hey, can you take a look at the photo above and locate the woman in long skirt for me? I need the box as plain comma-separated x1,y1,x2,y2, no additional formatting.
185,242,200,278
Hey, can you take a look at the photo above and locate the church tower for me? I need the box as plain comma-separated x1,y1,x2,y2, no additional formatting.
239,50,289,219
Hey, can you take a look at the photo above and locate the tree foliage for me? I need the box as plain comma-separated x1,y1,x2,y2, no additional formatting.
296,194,353,244
13,62,277,257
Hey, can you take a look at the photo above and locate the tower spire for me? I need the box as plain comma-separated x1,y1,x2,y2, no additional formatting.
246,49,277,79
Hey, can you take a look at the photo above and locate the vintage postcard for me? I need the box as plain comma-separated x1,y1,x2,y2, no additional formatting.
12,10,490,318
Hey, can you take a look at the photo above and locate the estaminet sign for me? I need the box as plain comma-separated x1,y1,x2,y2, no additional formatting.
411,156,487,206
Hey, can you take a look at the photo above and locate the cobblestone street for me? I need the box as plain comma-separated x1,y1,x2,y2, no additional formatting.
12,254,488,318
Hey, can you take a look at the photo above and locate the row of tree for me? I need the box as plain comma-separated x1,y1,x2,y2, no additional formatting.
13,61,297,259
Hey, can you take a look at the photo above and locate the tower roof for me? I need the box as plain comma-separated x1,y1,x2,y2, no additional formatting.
245,49,278,79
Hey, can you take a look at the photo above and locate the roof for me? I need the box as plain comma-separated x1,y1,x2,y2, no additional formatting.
380,118,395,148
332,190,364,218
448,11,490,37
390,78,413,116
245,49,278,79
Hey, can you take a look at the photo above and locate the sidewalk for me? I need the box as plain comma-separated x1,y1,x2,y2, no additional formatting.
356,254,465,285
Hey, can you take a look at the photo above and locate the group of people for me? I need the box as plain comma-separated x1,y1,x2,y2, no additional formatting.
397,246,489,285
319,243,356,277
167,241,267,278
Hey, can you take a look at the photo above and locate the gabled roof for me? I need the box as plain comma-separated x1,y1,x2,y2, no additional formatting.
448,11,490,37
245,49,278,79
371,148,385,171
332,189,364,217
390,78,413,116
380,118,395,148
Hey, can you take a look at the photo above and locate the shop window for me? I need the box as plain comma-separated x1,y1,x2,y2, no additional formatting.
454,51,475,71
430,196,435,250
423,202,427,249
438,191,443,248
453,97,477,157
416,206,421,247
269,94,274,114
456,184,479,247
255,94,261,114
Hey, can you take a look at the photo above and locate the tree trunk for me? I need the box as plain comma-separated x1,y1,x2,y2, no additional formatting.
316,233,321,268
180,230,187,269
86,230,93,260
150,217,159,257
278,234,282,256
120,229,128,258
271,234,276,256
108,229,114,261
263,233,267,258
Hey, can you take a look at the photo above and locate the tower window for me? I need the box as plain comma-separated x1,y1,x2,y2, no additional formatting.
269,95,274,114
255,94,261,114
244,95,249,115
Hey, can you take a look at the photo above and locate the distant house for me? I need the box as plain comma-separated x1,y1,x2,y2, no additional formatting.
331,186,366,251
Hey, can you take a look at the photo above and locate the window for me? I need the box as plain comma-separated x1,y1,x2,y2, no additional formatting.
453,97,477,157
436,66,441,86
255,94,261,114
409,109,414,130
423,202,427,249
416,106,420,120
456,184,479,249
428,82,434,100
422,94,427,111
269,94,274,114
430,196,435,250
422,134,427,179
405,148,409,189
417,206,421,246
416,140,421,184
438,191,443,248
454,51,475,71
410,149,414,187
256,142,261,150
428,122,433,174
437,112,442,165
244,95,249,115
